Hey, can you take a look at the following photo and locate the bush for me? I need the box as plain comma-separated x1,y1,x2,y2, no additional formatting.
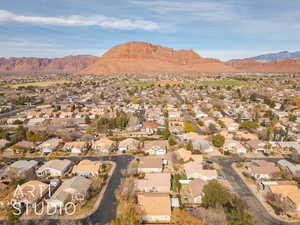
212,134,225,147
229,208,254,225
239,121,259,130
168,136,177,146
183,122,197,133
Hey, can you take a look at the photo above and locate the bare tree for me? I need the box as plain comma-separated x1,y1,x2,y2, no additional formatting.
192,206,228,225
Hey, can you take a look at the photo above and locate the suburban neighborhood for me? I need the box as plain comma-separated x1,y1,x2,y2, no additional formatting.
0,71,300,225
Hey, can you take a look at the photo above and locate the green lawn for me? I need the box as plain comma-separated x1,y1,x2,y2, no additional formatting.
11,80,71,88
199,80,256,87
120,82,154,87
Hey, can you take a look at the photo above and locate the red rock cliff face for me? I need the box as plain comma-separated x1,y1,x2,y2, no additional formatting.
226,59,300,72
79,42,236,74
0,55,97,74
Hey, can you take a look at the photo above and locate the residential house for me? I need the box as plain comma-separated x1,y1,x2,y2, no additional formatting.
191,138,214,153
27,118,46,126
246,140,267,153
188,179,206,204
138,157,163,173
184,161,203,179
5,160,38,179
270,142,300,154
38,138,63,155
144,140,168,155
223,139,247,154
36,159,72,177
203,118,221,130
277,159,300,176
12,141,36,153
92,137,115,153
183,132,201,141
135,173,170,193
221,118,239,132
195,111,208,119
12,180,48,205
137,193,171,223
248,160,280,180
175,148,203,162
267,184,300,212
184,161,217,180
118,138,140,152
168,110,181,119
63,141,88,154
72,160,102,177
59,112,73,119
47,176,92,208
143,121,160,135
196,169,218,181
6,117,26,125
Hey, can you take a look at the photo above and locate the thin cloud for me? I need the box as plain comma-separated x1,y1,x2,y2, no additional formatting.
130,0,236,22
130,0,300,39
0,9,160,30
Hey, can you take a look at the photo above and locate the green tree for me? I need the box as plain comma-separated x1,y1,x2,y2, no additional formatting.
45,153,57,161
237,89,242,98
264,98,275,108
186,140,193,151
0,128,9,139
229,208,253,225
183,122,197,133
157,127,171,139
241,96,248,102
288,114,297,122
115,111,129,129
202,180,230,208
249,93,257,101
15,125,27,141
239,121,259,130
168,136,177,146
26,130,48,142
212,134,225,148
198,120,204,126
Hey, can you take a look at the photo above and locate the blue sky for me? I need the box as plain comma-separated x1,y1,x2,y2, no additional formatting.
0,0,300,60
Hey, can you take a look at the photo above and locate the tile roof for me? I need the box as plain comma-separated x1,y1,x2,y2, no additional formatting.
138,193,171,216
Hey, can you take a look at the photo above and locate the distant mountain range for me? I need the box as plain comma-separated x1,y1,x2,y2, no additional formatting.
246,51,300,62
1,43,300,74
0,55,97,74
